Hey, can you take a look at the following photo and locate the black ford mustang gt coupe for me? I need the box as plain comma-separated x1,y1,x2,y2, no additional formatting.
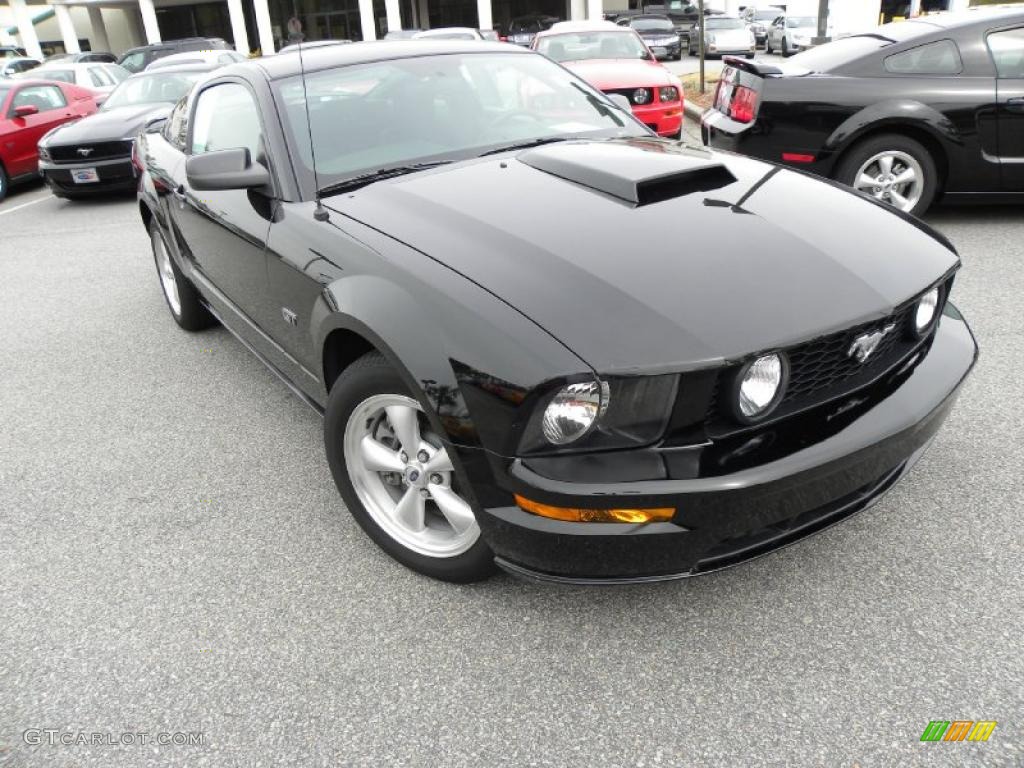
702,7,1024,217
137,41,977,583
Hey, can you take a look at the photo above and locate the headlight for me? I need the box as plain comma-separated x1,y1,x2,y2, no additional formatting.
633,87,652,105
659,86,679,102
519,375,678,454
913,287,940,335
541,381,608,445
37,145,51,162
734,353,787,422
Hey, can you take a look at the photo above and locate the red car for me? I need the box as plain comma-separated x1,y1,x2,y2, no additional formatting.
533,22,683,138
0,79,99,200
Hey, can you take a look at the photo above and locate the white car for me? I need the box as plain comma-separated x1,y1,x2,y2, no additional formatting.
765,14,833,56
18,62,129,102
412,27,485,41
145,49,247,70
688,16,755,58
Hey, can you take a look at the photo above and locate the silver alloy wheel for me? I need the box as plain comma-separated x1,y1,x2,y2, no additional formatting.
154,233,181,316
343,393,479,558
853,150,924,213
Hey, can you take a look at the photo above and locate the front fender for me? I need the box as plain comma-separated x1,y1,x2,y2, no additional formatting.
825,99,960,155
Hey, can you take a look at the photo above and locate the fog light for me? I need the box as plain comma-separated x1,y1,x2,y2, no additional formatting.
914,287,940,334
735,353,786,421
514,495,674,523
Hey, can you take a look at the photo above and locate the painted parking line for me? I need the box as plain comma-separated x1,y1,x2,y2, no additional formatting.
0,193,54,216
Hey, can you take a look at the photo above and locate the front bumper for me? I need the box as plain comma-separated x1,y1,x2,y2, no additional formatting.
645,39,681,58
461,306,977,583
39,155,136,195
631,100,684,137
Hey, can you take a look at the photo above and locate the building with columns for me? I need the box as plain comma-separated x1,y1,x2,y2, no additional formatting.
0,0,986,59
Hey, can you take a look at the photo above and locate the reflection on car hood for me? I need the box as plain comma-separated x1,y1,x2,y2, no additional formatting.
327,138,958,374
42,103,172,145
562,58,676,88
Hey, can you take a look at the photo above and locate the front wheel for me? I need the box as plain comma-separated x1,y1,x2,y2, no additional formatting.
150,222,216,331
324,352,495,582
0,163,8,202
835,133,938,217
781,38,790,56
765,38,773,54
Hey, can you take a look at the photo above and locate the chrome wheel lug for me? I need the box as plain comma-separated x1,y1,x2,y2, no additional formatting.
400,451,408,463
417,450,430,462
419,489,430,498
430,473,443,485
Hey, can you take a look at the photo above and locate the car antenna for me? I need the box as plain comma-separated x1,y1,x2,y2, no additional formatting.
297,39,330,222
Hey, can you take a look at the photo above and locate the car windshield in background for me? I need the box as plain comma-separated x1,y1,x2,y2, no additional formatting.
754,10,776,20
786,16,816,27
632,18,674,32
102,72,204,109
275,53,644,190
537,31,649,61
706,18,745,29
33,69,74,83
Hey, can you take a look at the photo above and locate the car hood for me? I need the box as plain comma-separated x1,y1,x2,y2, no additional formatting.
42,103,171,145
326,139,958,375
563,58,675,88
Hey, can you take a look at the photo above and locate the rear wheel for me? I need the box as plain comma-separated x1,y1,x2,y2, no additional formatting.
0,163,8,202
150,222,216,331
765,37,773,53
781,38,790,56
835,133,938,217
324,352,495,582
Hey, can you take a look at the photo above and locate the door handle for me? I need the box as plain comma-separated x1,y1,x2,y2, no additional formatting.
1007,97,1024,114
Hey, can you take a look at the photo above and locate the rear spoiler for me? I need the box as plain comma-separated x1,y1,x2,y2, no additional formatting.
721,56,784,76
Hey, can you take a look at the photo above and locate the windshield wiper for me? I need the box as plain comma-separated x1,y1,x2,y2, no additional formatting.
477,136,577,157
318,160,452,196
570,82,627,127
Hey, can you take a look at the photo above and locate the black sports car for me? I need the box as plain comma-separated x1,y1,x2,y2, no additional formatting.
702,7,1024,217
38,64,213,198
137,41,977,583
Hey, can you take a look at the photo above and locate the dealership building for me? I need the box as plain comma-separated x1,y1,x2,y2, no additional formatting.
0,0,987,59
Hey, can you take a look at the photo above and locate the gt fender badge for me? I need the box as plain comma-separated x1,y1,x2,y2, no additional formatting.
848,323,895,363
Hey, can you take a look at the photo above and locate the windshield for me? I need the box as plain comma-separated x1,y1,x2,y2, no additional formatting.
786,16,816,28
706,18,744,30
102,72,203,109
275,53,644,192
632,18,674,32
34,68,75,83
754,10,777,21
537,31,650,61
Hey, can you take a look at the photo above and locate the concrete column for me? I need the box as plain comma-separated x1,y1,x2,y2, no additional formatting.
138,0,162,43
570,0,586,22
252,0,275,53
908,0,921,16
225,0,250,53
8,0,43,59
385,0,402,32
948,0,969,10
476,0,492,31
87,6,111,51
586,0,602,21
359,0,376,40
53,5,81,54
417,0,429,29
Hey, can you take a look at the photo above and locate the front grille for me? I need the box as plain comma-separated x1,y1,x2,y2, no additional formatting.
48,140,133,163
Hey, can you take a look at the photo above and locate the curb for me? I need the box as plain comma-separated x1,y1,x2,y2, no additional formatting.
683,100,707,123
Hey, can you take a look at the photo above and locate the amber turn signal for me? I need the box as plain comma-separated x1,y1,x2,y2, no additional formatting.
514,494,674,524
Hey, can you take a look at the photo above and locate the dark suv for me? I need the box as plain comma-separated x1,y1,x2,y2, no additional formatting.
117,37,230,73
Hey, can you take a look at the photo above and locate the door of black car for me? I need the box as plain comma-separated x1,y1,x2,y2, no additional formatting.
987,26,1024,191
171,80,274,327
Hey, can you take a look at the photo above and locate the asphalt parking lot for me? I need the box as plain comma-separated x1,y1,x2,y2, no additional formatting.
1,169,1022,767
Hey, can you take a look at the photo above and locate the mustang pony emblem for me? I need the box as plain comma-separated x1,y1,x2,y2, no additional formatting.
848,323,896,363
76,148,94,157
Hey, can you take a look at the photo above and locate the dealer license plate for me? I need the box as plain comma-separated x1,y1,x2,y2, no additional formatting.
71,167,99,184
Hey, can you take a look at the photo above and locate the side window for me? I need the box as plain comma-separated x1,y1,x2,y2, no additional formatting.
190,82,263,161
884,39,962,75
164,97,190,150
119,52,145,72
987,27,1024,79
11,85,67,113
88,66,114,87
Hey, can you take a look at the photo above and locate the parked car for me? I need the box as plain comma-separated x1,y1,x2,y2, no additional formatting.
0,79,99,200
534,24,682,137
37,64,215,199
1,57,41,78
20,62,129,104
45,51,118,64
136,41,975,583
688,16,755,58
741,6,781,47
609,5,723,48
0,46,28,59
506,15,560,46
278,39,352,53
146,49,248,70
117,37,231,73
412,28,486,41
765,14,831,56
702,8,1024,216
616,15,682,60
383,30,423,40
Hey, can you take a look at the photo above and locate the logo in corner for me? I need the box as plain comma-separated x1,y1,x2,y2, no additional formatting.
848,323,895,363
76,147,94,157
920,720,997,742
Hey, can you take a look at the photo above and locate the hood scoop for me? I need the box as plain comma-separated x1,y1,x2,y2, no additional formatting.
518,139,736,205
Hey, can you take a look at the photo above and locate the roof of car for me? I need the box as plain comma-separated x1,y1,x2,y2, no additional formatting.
256,40,529,79
33,61,116,71
905,6,1024,28
547,20,620,32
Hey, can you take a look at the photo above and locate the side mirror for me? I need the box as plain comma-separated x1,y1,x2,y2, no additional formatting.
607,93,632,112
14,104,39,117
186,147,270,191
650,46,669,59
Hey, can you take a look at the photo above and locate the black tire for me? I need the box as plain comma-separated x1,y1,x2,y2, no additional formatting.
745,52,755,59
781,38,790,56
149,221,216,331
765,38,772,54
324,352,495,583
834,133,938,218
0,163,8,202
